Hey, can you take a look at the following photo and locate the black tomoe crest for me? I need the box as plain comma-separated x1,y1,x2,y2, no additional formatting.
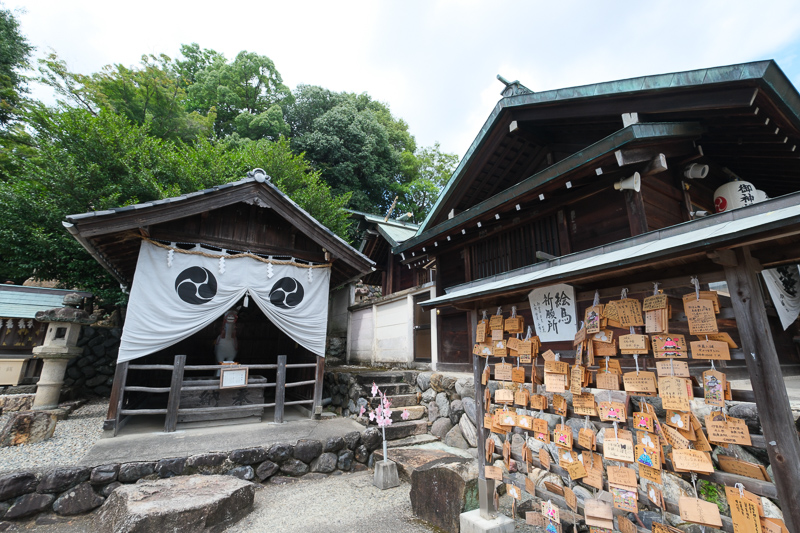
175,267,217,305
269,277,304,309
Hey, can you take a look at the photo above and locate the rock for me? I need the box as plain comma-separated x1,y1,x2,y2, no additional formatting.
155,458,186,479
93,475,254,533
361,428,382,451
431,418,453,439
337,450,354,471
689,399,714,425
254,461,279,481
660,472,693,504
435,392,451,419
310,453,337,474
632,396,665,418
292,440,322,463
90,465,119,485
0,394,34,412
323,437,345,453
356,397,368,412
0,411,58,446
52,482,104,516
444,425,470,449
449,399,464,425
354,445,369,464
459,415,478,448
225,466,254,481
537,472,564,490
573,485,593,504
100,483,121,498
268,476,299,485
566,417,594,433
279,459,309,477
636,511,665,529
515,498,538,518
712,443,764,468
421,388,436,403
532,411,560,432
118,463,156,483
417,372,433,391
343,431,361,450
427,401,440,422
229,447,268,465
430,373,456,392
761,497,783,520
462,397,477,426
5,493,56,519
267,443,293,464
728,403,761,434
0,472,38,501
37,467,91,494
455,377,475,399
409,457,478,533
185,453,227,473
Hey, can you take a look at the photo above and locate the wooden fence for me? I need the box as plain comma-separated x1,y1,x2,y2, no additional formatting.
110,354,324,436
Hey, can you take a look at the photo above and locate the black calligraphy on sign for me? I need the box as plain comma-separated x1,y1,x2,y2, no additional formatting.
530,284,577,342
737,183,755,206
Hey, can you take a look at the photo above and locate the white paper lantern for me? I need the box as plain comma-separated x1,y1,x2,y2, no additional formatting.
713,180,758,213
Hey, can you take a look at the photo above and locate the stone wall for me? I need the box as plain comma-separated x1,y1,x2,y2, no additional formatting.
63,326,120,398
0,426,384,523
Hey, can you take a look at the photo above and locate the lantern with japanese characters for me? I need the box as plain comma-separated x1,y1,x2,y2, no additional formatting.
713,180,758,213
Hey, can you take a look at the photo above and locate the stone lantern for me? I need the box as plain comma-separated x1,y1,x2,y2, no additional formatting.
32,293,96,410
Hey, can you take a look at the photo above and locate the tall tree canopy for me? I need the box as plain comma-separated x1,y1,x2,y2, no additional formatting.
0,5,31,128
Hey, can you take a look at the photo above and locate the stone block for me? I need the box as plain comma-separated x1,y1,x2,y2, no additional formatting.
0,394,34,412
410,459,479,533
229,447,267,465
37,467,91,494
0,472,38,501
93,475,254,533
292,440,322,463
373,460,400,490
0,411,58,447
459,509,515,533
383,420,426,441
53,482,105,516
5,493,55,519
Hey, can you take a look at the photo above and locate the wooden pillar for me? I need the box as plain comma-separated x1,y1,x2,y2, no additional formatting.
275,354,287,423
106,361,128,432
472,320,497,519
311,355,325,419
556,209,572,255
624,190,648,236
164,354,186,433
723,246,800,533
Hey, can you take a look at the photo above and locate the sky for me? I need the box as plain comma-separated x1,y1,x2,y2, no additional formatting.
10,0,800,160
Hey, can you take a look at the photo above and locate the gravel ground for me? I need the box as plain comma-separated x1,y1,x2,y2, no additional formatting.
0,399,107,474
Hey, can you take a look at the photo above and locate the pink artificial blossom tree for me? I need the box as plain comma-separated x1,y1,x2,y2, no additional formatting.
362,382,409,464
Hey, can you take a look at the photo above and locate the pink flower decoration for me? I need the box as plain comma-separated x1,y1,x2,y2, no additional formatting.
371,382,379,397
401,410,410,421
358,405,365,417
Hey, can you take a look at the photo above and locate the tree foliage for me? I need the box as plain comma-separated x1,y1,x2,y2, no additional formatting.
396,143,459,223
0,5,31,127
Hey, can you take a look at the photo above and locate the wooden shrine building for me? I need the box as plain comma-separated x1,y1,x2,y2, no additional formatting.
64,172,373,433
395,61,800,530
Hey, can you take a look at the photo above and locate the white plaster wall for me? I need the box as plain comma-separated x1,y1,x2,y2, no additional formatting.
348,307,374,364
374,297,410,364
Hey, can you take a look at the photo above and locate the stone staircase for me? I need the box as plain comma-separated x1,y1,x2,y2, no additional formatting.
354,371,428,441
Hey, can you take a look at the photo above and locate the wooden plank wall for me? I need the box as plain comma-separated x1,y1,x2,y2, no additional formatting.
567,189,629,252
641,173,687,231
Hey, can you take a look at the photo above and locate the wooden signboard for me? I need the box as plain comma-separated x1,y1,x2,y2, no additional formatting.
658,376,691,411
505,316,524,334
661,423,691,450
517,415,533,431
683,291,720,313
705,413,752,446
495,362,512,381
573,393,597,416
690,339,731,360
679,496,723,528
495,388,514,404
545,360,569,374
485,465,503,480
530,394,547,411
604,437,634,463
593,329,614,343
545,372,568,393
592,340,618,356
635,444,660,469
584,499,614,530
553,394,568,416
539,447,551,470
633,412,654,433
618,516,637,533
515,389,530,407
665,410,690,431
571,364,585,395
619,334,649,354
607,465,637,490
578,428,596,451
476,322,486,342
596,371,620,390
491,328,504,341
506,336,520,351
703,369,726,407
640,463,662,484
554,424,573,449
725,486,765,533
616,298,644,327
489,314,504,330
701,331,738,348
643,293,668,311
685,298,718,335
672,449,714,474
564,486,577,512
611,487,638,512
651,334,688,358
646,483,665,509
656,359,690,377
597,401,626,422
623,371,657,393
512,366,526,383
717,455,771,482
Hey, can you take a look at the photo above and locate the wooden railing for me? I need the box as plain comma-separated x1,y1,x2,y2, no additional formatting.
112,354,323,436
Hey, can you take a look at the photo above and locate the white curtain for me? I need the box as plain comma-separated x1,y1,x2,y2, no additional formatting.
762,265,800,330
118,241,330,362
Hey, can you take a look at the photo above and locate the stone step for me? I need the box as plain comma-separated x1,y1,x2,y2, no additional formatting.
389,404,426,422
384,434,439,449
368,393,420,408
383,419,427,441
364,382,416,396
354,372,415,386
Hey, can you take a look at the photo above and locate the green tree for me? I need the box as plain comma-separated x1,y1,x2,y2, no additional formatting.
287,85,417,213
0,5,31,128
396,142,459,223
0,107,350,302
186,49,292,139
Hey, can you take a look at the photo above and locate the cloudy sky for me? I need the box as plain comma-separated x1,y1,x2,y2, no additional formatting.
11,1,800,159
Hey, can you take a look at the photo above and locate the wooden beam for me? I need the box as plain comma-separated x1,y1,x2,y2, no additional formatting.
164,354,186,433
312,355,325,419
707,249,738,267
642,153,668,176
274,355,287,423
723,246,800,533
556,209,572,255
624,189,648,236
108,361,128,435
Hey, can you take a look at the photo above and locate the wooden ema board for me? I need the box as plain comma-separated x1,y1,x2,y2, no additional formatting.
619,334,648,354
684,298,718,335
651,334,688,358
616,299,644,327
690,339,731,360
705,413,752,445
717,454,771,481
679,496,723,528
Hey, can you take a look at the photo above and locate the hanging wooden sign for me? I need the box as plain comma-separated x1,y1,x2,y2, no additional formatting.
584,499,614,530
656,359,690,377
495,388,514,404
474,343,493,357
542,500,560,523
703,369,726,407
578,428,596,450
512,366,525,383
682,290,720,313
602,299,620,322
515,389,530,407
498,410,517,427
553,394,568,416
530,394,547,411
717,455,771,482
618,517,637,533
592,340,618,357
482,365,490,385
761,518,789,533
637,429,660,452
538,447,551,471
564,485,577,512
485,437,495,462
651,334,688,358
643,293,668,311
541,349,556,361
484,465,503,480
517,414,533,431
533,418,549,439
633,412,654,433
623,371,657,393
561,454,587,480
678,496,723,528
646,483,664,509
706,413,752,445
505,316,524,334
570,365,584,395
491,328,504,341
545,361,569,374
691,339,730,360
597,401,626,422
608,465,638,490
604,437,635,463
489,314,504,330
685,298,718,335
585,305,603,334
476,322,487,342
573,393,597,416
661,423,691,450
517,339,533,357
492,339,507,357
640,463,662,484
665,410,690,431
574,326,587,345
545,373,567,393
495,362,512,381
596,372,620,390
616,298,644,327
611,487,638,513
700,331,738,348
506,337,520,352
635,444,660,469
645,308,669,334
672,448,715,473
526,512,546,527
619,334,649,354
554,424,573,449
658,376,691,411
593,329,614,343
653,524,684,533
725,486,764,533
